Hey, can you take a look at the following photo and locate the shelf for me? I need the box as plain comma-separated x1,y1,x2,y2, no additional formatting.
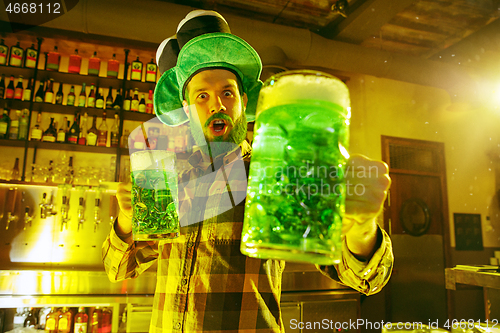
124,79,156,92
0,179,118,188
28,141,117,154
30,102,120,118
0,138,27,147
35,70,123,89
123,110,155,122
0,99,31,109
0,65,36,78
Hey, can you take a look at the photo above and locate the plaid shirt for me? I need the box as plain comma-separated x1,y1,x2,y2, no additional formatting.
103,140,393,332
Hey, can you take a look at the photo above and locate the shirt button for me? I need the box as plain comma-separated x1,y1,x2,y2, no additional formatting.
175,322,181,329
181,278,188,286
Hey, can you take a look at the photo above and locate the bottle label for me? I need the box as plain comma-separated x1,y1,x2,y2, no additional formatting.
88,97,96,108
107,70,118,78
42,135,56,142
14,88,23,100
31,129,42,140
138,104,146,112
78,96,86,107
59,318,68,330
75,322,88,333
57,132,66,142
96,99,104,109
0,46,6,65
46,318,56,331
0,122,7,135
123,100,131,111
87,132,97,146
67,95,75,106
68,135,78,144
45,92,54,103
25,50,38,68
23,89,31,101
131,64,142,81
47,53,60,71
131,100,139,111
9,49,23,67
146,68,156,82
5,88,14,99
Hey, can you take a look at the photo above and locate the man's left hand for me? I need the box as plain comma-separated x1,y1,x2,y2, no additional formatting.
341,154,391,260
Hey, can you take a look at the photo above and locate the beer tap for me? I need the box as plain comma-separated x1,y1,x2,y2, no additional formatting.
94,187,103,232
39,191,56,219
77,187,86,231
21,191,34,230
5,187,18,230
60,185,71,231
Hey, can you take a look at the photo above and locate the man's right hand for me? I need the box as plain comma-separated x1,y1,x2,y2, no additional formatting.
116,182,133,235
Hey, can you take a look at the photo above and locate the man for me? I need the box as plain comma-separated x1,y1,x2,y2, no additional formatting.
103,10,393,332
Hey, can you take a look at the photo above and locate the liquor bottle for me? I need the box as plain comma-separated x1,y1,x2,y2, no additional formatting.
0,39,8,66
87,84,96,108
24,307,38,328
138,94,146,113
8,110,19,140
35,81,45,102
90,307,102,333
55,83,64,104
105,87,113,109
78,112,88,145
23,78,32,101
120,129,129,148
101,308,112,333
58,307,73,333
14,75,23,100
67,85,76,106
131,88,139,111
97,111,108,147
44,78,54,103
88,51,100,76
0,107,10,139
11,157,20,181
95,87,104,109
146,58,157,83
112,88,123,110
78,83,87,107
0,74,5,98
87,115,98,146
110,113,119,147
42,117,57,142
57,117,68,143
123,90,131,111
67,112,80,144
130,56,143,81
74,307,88,333
46,46,60,71
18,109,28,140
30,111,43,141
24,44,38,69
9,41,23,67
69,49,82,74
107,53,119,78
146,90,153,114
5,76,15,99
45,307,60,333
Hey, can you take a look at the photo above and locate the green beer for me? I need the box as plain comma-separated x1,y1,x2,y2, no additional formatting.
241,71,350,265
130,150,179,240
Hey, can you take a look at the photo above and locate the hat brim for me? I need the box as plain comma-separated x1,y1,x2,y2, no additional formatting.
154,33,262,126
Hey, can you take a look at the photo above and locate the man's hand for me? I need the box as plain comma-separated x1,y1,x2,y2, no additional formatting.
342,154,391,260
116,182,133,236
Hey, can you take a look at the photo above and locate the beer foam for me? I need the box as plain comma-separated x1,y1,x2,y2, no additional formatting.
258,73,350,115
131,150,176,172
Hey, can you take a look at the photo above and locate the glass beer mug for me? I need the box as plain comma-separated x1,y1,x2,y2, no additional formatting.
241,70,351,265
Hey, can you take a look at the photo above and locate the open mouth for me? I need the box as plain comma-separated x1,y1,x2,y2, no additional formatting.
211,119,227,134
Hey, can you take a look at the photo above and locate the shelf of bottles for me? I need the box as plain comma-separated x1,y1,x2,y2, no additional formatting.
0,37,161,183
5,306,114,333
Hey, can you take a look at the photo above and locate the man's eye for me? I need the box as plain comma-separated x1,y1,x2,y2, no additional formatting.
198,93,208,99
223,91,233,97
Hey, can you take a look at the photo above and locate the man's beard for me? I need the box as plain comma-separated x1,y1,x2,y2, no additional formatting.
189,111,247,159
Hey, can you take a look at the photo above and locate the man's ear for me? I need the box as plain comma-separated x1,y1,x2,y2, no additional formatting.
182,100,190,117
242,93,248,110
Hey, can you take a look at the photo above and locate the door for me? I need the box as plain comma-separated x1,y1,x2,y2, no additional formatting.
382,136,451,324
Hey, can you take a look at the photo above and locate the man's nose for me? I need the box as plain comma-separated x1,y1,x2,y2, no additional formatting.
210,96,226,113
